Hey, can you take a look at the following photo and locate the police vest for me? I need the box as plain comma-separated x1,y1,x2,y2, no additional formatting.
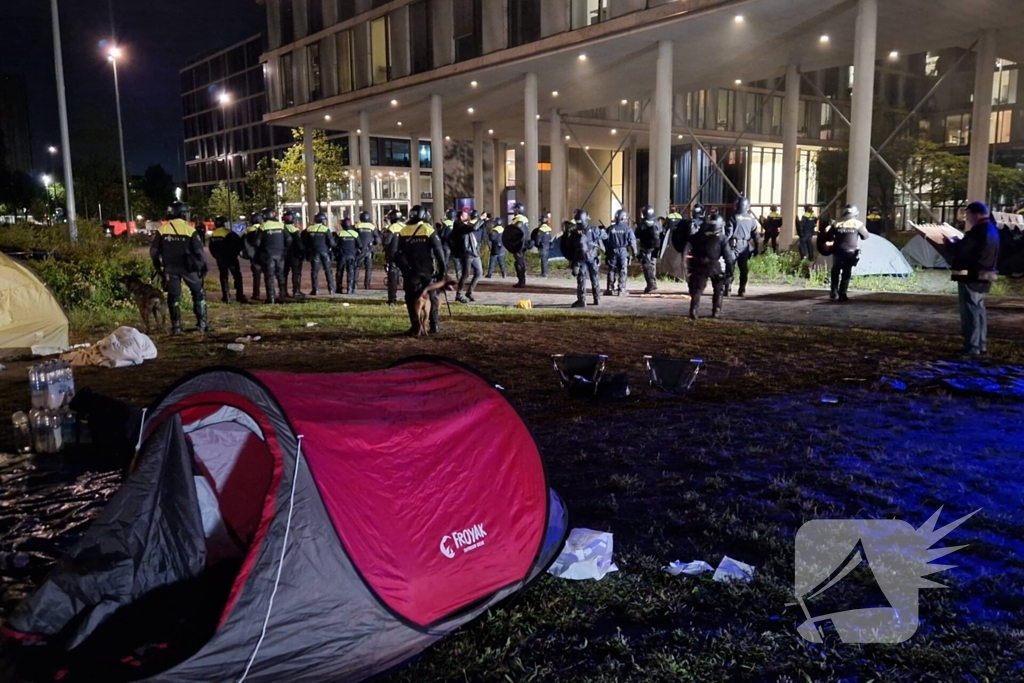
307,223,331,234
388,222,404,234
538,224,552,233
337,229,359,241
867,213,882,221
443,219,454,229
211,227,232,239
160,218,195,239
802,213,816,221
261,220,285,233
511,215,529,226
491,226,505,235
357,222,376,232
667,212,683,221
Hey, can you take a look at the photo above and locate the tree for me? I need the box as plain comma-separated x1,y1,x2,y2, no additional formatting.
245,156,278,215
989,164,1024,207
274,128,347,210
926,151,969,214
140,165,176,210
208,182,242,220
73,156,126,222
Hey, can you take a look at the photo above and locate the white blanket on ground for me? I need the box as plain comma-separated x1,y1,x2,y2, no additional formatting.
62,327,157,368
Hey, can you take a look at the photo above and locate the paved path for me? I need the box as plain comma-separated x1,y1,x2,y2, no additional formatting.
205,253,1023,341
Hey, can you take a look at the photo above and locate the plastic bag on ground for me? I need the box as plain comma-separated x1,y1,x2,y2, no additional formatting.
62,327,157,368
547,528,619,581
712,555,755,583
663,560,714,577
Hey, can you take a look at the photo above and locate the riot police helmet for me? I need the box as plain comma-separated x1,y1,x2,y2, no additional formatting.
282,211,295,225
249,212,262,225
214,215,227,228
735,197,751,214
408,205,425,224
340,218,354,230
513,202,525,215
691,204,706,219
843,204,860,219
359,211,372,223
167,201,188,220
574,209,590,225
614,209,629,224
315,212,328,225
805,205,814,213
446,209,458,221
262,207,278,222
470,210,480,221
540,211,552,223
641,205,656,222
709,215,726,234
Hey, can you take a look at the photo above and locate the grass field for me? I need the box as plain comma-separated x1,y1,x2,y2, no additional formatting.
2,297,1023,683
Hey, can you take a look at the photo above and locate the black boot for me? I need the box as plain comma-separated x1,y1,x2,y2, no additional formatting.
221,287,231,303
169,297,183,335
236,290,248,304
194,299,213,333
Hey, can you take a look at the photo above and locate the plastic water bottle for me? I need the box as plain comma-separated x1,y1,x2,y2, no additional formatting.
29,366,45,409
12,411,32,454
29,408,46,453
0,551,31,570
60,410,77,449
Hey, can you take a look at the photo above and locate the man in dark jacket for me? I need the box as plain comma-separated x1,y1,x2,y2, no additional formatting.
486,218,508,279
334,218,360,295
797,206,817,260
150,202,211,333
725,197,762,297
635,205,664,294
282,211,305,298
453,209,483,303
826,205,870,302
390,205,446,336
257,208,290,305
937,201,1000,356
382,209,405,305
354,211,378,290
566,210,607,308
438,209,461,280
244,212,264,302
209,216,247,303
506,202,531,288
605,209,637,296
305,212,336,295
764,205,783,253
531,212,554,277
683,214,734,320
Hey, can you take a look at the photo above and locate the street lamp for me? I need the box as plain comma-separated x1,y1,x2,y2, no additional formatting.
107,44,132,227
47,146,58,155
42,175,54,225
218,92,234,222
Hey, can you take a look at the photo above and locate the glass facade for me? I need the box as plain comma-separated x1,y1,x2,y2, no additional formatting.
370,16,391,85
508,0,541,48
571,0,608,29
453,0,482,63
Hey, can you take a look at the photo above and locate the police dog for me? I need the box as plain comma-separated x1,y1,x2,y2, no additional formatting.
121,275,167,334
412,279,456,337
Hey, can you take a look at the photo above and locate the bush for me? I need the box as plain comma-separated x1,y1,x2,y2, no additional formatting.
0,221,156,311
747,250,810,282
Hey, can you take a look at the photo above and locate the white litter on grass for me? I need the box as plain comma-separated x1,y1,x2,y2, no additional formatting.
342,303,351,308
663,560,714,577
306,322,318,328
547,528,618,581
227,344,245,353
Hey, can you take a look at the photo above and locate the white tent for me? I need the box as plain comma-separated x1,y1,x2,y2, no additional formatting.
0,252,69,356
901,235,949,269
849,234,914,277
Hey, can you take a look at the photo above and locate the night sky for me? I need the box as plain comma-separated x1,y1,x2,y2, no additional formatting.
0,0,264,181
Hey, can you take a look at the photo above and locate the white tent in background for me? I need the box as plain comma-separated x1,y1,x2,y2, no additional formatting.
848,234,914,277
0,252,69,356
902,235,950,269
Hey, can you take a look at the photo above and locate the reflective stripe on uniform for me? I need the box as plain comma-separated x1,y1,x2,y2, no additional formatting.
400,222,435,237
160,219,194,237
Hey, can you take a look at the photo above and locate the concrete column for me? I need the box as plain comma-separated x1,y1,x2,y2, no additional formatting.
651,40,674,215
473,122,485,207
846,0,878,213
550,110,566,226
304,126,317,228
349,132,359,167
690,140,700,204
968,31,997,203
359,111,372,212
648,91,660,208
524,73,540,221
492,140,504,214
627,134,637,215
781,63,800,249
431,94,445,214
410,133,421,206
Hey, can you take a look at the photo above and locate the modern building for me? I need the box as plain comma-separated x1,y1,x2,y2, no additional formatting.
256,0,1024,245
0,72,33,175
180,33,436,224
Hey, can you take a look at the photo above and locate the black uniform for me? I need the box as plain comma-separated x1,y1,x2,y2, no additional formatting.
150,218,210,333
866,211,885,235
453,218,483,302
531,222,554,277
566,222,607,307
334,226,360,294
257,220,289,304
243,223,264,301
828,218,869,301
725,213,762,297
383,221,404,305
390,221,446,335
283,224,305,297
305,223,336,295
635,218,664,293
487,224,507,278
438,219,462,280
797,212,818,260
763,211,783,253
506,214,531,288
684,218,734,319
605,220,637,296
355,221,378,289
209,226,245,303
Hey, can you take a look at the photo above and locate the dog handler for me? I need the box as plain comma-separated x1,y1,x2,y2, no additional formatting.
151,201,211,334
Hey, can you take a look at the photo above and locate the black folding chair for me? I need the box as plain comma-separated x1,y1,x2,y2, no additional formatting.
644,356,703,395
552,354,609,396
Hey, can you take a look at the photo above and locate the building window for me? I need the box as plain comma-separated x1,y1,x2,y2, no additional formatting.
279,0,295,45
508,0,541,48
925,52,939,77
993,63,1018,105
570,0,608,30
453,0,482,62
309,0,324,34
945,113,970,146
337,0,354,22
990,111,1011,144
308,43,322,101
419,142,432,169
505,148,516,187
409,0,433,75
337,30,354,93
686,90,707,129
281,52,295,108
717,89,736,131
371,15,391,85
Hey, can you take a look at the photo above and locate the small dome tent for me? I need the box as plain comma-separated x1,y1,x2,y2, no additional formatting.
901,235,950,269
2,358,568,683
0,252,68,356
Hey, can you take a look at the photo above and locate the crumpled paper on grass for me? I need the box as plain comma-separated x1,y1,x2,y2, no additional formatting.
547,528,619,581
662,555,755,583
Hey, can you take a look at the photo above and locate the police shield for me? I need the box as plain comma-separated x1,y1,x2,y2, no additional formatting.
502,223,528,254
670,220,693,253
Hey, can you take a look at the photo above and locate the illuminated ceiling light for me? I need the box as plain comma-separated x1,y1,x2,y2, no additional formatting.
397,121,403,126
445,135,451,141
520,141,525,145
611,129,617,134
470,80,478,87
488,129,494,135
578,54,587,61
324,114,331,121
565,135,570,140
218,92,232,105
677,134,683,139
820,35,830,43
356,129,362,134
552,90,559,97
108,45,122,59
467,107,475,114
536,114,541,120
889,50,899,60
584,146,590,150
734,15,744,23
734,79,742,85
621,99,628,105
390,99,399,106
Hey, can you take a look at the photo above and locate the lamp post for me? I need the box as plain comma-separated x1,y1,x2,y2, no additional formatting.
107,45,132,228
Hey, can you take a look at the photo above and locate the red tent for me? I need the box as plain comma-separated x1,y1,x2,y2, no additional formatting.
3,358,568,683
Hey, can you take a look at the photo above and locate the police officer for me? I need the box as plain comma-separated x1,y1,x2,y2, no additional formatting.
438,208,462,280
334,217,360,295
605,210,637,296
826,205,870,302
665,206,684,236
566,209,607,308
763,205,782,253
684,214,733,320
150,201,211,334
244,212,264,302
670,204,706,285
453,209,483,303
486,217,508,278
306,212,336,295
725,197,763,297
635,205,664,294
382,209,405,305
353,211,378,290
798,205,818,260
531,211,554,278
209,215,247,303
282,211,305,298
390,205,446,336
866,207,885,235
504,202,531,289
257,207,289,305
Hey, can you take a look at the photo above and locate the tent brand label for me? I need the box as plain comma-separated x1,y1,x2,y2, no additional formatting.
440,524,488,559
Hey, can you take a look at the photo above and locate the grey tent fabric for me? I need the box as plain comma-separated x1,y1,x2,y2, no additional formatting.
850,235,914,276
901,235,950,269
8,417,205,650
